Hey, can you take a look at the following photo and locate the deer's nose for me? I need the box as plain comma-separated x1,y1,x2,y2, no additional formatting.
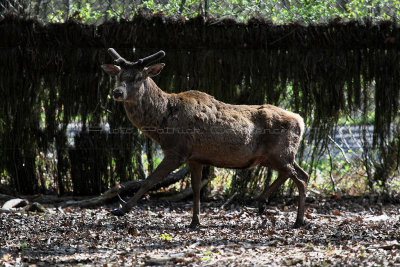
113,88,123,99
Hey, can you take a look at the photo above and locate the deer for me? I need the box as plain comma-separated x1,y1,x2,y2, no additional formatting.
101,48,309,228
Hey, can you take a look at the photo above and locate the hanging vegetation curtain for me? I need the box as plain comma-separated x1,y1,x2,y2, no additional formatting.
0,15,399,195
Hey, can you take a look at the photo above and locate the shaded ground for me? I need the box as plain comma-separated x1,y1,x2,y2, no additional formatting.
1,196,400,266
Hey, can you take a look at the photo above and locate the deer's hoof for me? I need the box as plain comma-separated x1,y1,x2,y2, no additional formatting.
111,208,126,216
258,206,265,215
188,221,200,229
257,198,269,215
293,220,304,229
188,223,200,229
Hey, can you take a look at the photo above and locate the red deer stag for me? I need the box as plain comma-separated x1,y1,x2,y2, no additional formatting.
101,48,309,228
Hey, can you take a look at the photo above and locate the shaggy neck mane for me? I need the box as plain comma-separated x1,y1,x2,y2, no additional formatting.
123,78,169,131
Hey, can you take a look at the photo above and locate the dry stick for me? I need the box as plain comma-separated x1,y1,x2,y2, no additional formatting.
361,126,375,192
348,126,376,177
341,126,374,167
364,243,400,250
344,126,364,159
221,192,238,210
159,179,208,202
116,193,127,204
326,143,337,194
327,135,366,178
328,135,351,164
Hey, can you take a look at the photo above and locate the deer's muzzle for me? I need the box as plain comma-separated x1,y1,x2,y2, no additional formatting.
113,88,124,100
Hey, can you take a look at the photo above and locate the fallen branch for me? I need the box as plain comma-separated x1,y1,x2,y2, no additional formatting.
365,243,400,250
24,195,88,204
62,166,190,208
0,193,15,203
159,179,208,202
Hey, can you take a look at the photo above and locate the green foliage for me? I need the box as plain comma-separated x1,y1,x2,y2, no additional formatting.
345,0,400,20
20,242,31,251
270,0,341,24
72,3,103,23
160,233,172,241
21,0,400,25
337,112,375,125
313,156,369,196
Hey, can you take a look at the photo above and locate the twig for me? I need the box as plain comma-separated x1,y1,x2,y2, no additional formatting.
365,243,400,250
328,135,366,177
117,193,127,204
221,192,238,210
326,143,337,194
328,135,351,164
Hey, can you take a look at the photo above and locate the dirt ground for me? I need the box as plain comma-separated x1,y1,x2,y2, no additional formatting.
1,196,400,266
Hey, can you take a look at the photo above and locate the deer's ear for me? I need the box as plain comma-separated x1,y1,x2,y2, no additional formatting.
101,64,121,76
144,63,165,77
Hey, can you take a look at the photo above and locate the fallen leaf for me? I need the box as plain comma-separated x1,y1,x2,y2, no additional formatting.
332,210,342,216
3,254,10,262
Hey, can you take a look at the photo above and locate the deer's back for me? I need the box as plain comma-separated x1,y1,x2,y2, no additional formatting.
170,90,303,134
163,90,304,168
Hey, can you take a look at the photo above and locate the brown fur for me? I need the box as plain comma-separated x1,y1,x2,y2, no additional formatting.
124,83,304,168
102,52,309,228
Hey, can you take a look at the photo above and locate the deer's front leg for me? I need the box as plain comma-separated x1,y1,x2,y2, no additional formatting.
111,154,185,216
189,162,203,228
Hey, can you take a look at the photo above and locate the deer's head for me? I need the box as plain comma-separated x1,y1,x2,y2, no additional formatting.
101,48,165,102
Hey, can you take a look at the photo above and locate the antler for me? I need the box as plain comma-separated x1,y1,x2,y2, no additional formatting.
107,48,134,67
107,48,165,68
136,50,166,67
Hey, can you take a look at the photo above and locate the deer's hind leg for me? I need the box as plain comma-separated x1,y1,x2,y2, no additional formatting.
258,160,309,228
257,170,289,214
290,162,309,228
189,162,203,228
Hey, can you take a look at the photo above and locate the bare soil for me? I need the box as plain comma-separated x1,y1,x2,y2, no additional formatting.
1,197,400,266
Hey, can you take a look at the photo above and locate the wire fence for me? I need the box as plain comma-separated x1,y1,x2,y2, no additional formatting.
1,0,400,25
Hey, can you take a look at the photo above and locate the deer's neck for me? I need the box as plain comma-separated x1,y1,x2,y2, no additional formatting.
123,78,169,131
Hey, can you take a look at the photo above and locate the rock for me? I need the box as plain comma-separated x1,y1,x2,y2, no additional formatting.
2,198,29,210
